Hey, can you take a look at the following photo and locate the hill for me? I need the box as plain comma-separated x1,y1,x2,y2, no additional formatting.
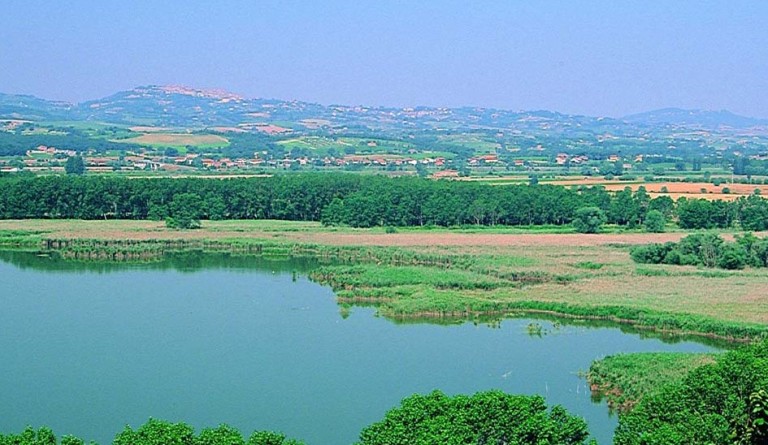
623,107,768,129
1,86,768,137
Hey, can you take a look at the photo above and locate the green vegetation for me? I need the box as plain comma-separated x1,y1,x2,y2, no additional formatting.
1,218,767,341
588,352,716,411
643,209,666,233
614,340,768,444
2,175,766,231
573,207,607,233
631,232,768,270
166,193,203,229
0,392,594,445
0,419,303,445
357,390,592,445
64,155,85,175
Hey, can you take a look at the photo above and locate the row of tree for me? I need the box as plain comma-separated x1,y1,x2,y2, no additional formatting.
0,419,302,445
0,175,766,230
0,392,590,445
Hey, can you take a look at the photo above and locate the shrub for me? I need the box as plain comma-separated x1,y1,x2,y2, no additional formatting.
357,390,591,445
630,243,674,264
630,233,768,270
717,244,747,270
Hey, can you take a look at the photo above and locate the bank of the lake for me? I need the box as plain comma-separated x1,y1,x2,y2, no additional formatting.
1,219,767,343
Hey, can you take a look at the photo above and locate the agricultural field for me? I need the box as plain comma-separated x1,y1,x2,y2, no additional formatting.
115,133,229,148
462,174,768,201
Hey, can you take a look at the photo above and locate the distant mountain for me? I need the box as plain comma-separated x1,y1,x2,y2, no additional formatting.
0,93,73,121
77,85,257,126
623,108,768,129
2,86,767,135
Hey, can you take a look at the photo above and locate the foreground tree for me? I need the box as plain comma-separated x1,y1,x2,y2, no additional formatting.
357,390,593,445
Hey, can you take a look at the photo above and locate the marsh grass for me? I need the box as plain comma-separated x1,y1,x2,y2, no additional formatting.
1,219,767,340
588,352,717,411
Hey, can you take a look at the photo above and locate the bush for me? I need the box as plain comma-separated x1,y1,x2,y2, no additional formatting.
630,233,768,270
631,243,674,264
357,390,592,445
717,244,747,270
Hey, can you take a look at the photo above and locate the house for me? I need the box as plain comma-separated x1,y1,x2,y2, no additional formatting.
555,153,569,165
570,155,589,164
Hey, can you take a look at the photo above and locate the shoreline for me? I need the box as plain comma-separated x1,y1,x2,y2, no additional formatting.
2,221,766,344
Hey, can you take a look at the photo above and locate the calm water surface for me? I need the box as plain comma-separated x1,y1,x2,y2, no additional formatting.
0,252,719,444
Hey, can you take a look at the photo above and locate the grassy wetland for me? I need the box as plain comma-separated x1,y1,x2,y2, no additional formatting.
2,219,767,342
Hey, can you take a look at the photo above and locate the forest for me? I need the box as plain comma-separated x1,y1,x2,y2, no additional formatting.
0,174,766,231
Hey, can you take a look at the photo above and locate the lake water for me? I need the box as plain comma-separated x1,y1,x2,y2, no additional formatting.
0,251,719,444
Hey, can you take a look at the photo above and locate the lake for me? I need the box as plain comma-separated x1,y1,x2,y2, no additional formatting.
0,251,719,444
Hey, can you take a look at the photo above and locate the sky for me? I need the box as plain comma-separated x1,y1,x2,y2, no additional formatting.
1,0,767,118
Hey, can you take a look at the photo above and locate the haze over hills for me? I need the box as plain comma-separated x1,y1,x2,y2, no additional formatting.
622,108,768,129
1,85,767,135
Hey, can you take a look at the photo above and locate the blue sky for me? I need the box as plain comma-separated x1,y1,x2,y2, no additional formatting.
1,0,766,117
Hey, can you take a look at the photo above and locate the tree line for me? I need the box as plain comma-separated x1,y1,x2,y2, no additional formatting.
0,419,302,445
0,174,766,231
1,392,590,445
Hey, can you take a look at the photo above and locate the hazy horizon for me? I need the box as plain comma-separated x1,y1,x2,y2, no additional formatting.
2,1,766,118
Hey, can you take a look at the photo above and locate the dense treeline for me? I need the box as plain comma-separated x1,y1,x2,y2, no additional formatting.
0,419,303,445
0,174,766,230
615,340,768,444
0,394,589,445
